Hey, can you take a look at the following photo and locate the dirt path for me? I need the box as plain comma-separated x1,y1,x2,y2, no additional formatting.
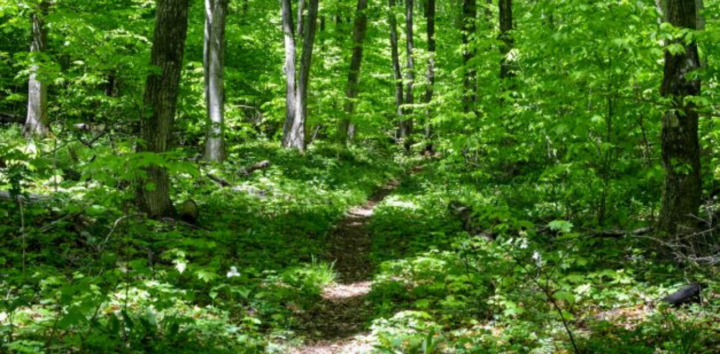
292,180,399,354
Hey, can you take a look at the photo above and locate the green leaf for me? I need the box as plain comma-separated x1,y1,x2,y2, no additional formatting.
196,269,218,283
548,220,573,233
553,291,576,304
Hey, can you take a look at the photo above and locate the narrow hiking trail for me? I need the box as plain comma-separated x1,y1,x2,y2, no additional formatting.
292,179,400,354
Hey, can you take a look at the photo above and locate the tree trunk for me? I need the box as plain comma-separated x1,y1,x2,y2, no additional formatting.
338,0,369,141
400,0,415,141
281,0,299,149
388,0,404,138
203,0,228,162
24,1,49,138
297,0,306,36
696,0,704,30
658,0,701,238
290,0,319,151
424,0,435,151
498,0,514,80
461,0,477,114
136,0,190,218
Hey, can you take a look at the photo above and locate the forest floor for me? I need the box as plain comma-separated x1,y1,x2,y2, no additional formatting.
292,179,400,354
1,139,717,354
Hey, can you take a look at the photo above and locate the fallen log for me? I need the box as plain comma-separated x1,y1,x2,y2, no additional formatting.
207,173,231,187
661,283,706,307
0,112,23,125
0,191,52,203
237,160,270,176
591,227,653,239
205,172,268,198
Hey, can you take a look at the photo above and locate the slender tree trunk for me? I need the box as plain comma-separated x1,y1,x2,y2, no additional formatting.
658,0,701,237
136,0,190,218
290,0,319,150
401,0,415,141
461,0,477,114
696,0,704,29
281,0,299,149
388,0,404,137
105,71,118,97
297,0,306,36
498,0,514,80
424,0,435,151
24,1,49,138
339,0,369,141
203,0,228,162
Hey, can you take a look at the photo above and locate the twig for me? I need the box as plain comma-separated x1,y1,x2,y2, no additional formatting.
687,255,719,265
207,173,231,187
591,226,653,238
19,198,26,276
101,213,144,247
493,242,582,354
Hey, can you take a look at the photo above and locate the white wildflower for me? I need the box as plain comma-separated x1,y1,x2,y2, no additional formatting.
532,251,542,266
226,266,241,278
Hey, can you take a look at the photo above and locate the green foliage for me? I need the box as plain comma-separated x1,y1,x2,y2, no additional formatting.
1,0,719,352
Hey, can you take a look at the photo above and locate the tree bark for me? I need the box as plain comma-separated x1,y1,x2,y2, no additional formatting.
658,0,702,237
281,0,299,149
400,0,415,141
461,0,477,114
24,1,49,138
203,0,228,162
136,0,190,218
388,0,404,138
498,0,514,80
338,0,369,141
424,0,435,150
297,0,306,36
289,0,319,151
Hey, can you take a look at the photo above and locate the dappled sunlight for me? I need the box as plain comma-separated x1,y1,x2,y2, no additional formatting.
290,334,376,354
382,195,420,210
348,206,374,217
321,281,372,300
1,0,719,349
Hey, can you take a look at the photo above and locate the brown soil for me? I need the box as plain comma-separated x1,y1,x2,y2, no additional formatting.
291,180,399,354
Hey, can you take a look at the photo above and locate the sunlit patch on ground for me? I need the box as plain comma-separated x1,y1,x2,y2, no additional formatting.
291,334,375,354
321,281,373,300
348,206,374,217
382,196,419,210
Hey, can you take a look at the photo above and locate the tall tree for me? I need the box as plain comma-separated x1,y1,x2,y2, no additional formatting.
498,0,514,80
24,1,49,137
297,0,306,36
400,0,415,141
203,0,229,162
461,0,477,114
136,0,190,218
338,0,369,141
424,0,435,150
282,0,319,150
281,0,299,149
658,0,702,237
294,0,319,150
387,0,404,138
